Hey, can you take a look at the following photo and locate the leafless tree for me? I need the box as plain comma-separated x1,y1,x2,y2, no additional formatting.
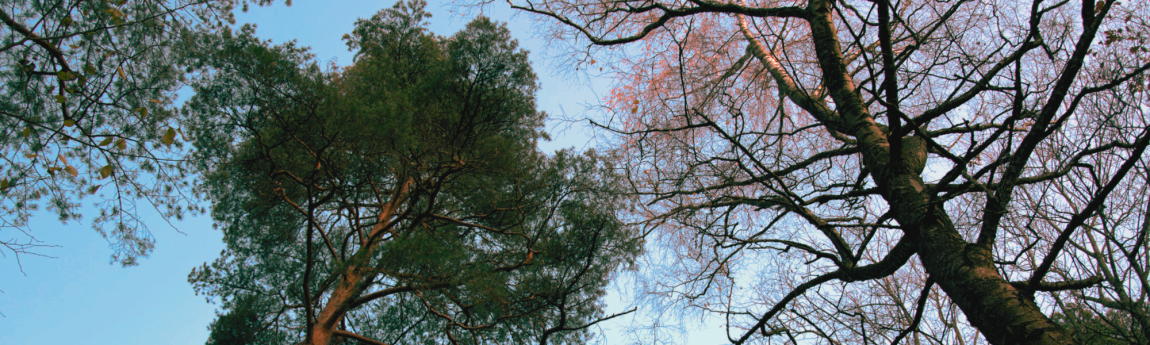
506,0,1150,344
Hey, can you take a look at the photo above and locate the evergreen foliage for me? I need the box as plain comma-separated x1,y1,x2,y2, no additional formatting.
185,2,640,344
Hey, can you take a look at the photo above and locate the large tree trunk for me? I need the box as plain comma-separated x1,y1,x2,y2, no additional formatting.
804,1,1077,343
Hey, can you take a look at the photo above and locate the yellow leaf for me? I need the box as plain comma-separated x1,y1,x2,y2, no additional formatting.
98,137,113,146
115,139,127,150
57,154,68,165
100,165,113,178
104,8,123,19
117,67,126,79
64,119,75,127
57,71,78,81
55,95,66,103
162,128,176,146
149,99,162,104
65,165,78,178
24,153,38,158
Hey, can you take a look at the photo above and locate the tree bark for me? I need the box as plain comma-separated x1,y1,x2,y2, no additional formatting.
804,1,1076,343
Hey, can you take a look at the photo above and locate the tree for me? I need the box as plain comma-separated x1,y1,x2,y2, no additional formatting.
0,0,277,267
184,2,641,344
1052,302,1149,344
509,0,1150,344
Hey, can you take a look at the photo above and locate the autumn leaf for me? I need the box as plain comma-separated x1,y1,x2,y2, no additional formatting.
57,153,69,165
61,15,73,26
57,71,79,81
64,119,75,127
117,67,126,79
84,63,97,75
0,179,9,190
162,128,176,146
104,8,124,19
100,165,113,178
23,153,37,158
55,95,67,103
115,139,127,150
64,165,78,178
98,137,114,146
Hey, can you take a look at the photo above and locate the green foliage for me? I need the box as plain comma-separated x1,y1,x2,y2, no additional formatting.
186,2,640,344
0,0,282,266
207,296,285,345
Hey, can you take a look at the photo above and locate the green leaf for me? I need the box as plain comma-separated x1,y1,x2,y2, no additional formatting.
0,179,9,190
64,119,75,127
54,95,67,103
100,165,113,178
115,139,127,150
84,63,98,75
98,137,114,146
61,15,73,26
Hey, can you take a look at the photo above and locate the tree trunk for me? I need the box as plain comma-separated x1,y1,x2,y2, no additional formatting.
308,263,367,345
803,1,1077,343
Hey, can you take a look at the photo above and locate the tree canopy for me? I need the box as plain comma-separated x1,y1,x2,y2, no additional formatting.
0,0,279,267
184,2,640,344
510,0,1150,344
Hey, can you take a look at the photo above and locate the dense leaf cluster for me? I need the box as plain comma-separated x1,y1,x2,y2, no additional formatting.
184,2,640,344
